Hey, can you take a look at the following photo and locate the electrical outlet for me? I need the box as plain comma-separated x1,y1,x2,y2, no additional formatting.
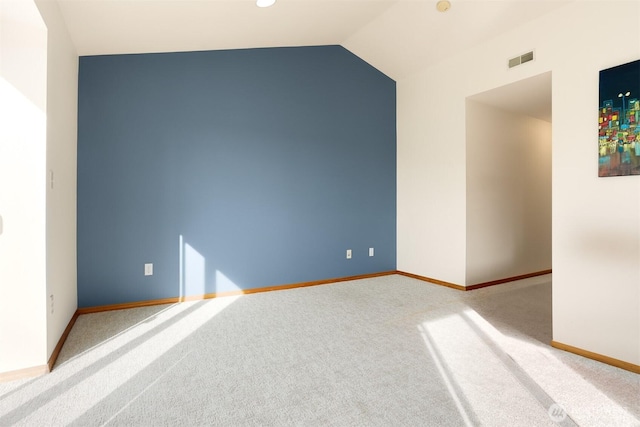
144,263,153,276
50,294,54,314
369,247,374,257
346,249,352,259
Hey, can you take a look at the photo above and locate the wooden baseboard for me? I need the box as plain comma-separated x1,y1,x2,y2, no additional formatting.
396,271,466,291
77,297,181,315
0,364,49,383
551,340,640,374
77,271,398,314
48,311,80,371
467,269,552,290
0,310,80,382
397,270,552,292
74,269,553,314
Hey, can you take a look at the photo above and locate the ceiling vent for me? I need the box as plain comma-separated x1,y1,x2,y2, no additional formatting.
508,50,534,69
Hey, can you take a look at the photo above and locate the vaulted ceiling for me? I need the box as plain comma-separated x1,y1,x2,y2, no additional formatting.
56,0,573,80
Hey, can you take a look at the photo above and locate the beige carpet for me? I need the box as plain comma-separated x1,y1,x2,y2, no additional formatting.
0,274,638,426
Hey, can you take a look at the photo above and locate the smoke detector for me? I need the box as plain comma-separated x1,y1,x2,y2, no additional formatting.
436,1,451,12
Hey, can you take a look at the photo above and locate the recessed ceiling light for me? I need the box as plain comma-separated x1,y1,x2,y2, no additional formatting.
257,0,276,7
436,0,451,12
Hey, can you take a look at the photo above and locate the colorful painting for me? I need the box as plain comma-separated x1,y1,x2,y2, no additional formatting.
598,59,640,177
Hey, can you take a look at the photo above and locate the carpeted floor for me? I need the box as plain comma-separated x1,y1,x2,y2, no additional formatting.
0,274,638,426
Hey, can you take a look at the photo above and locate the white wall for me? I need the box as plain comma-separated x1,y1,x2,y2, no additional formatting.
35,0,78,362
0,0,77,378
0,0,48,374
465,100,551,285
397,1,640,365
397,65,467,284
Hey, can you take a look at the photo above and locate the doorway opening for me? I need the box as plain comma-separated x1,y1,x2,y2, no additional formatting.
465,71,552,287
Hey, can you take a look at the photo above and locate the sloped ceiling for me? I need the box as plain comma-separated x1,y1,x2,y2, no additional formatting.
56,0,572,81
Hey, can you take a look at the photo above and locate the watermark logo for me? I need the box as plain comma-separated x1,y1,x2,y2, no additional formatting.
548,403,567,423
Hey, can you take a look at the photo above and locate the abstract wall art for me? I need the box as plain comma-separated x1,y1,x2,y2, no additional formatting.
598,59,640,177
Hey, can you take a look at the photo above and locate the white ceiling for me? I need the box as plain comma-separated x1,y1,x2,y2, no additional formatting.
56,0,397,59
55,0,568,118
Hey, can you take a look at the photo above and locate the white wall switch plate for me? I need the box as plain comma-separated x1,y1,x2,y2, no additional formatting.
144,263,153,276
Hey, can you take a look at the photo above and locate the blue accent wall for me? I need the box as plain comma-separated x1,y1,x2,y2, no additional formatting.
77,45,396,308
